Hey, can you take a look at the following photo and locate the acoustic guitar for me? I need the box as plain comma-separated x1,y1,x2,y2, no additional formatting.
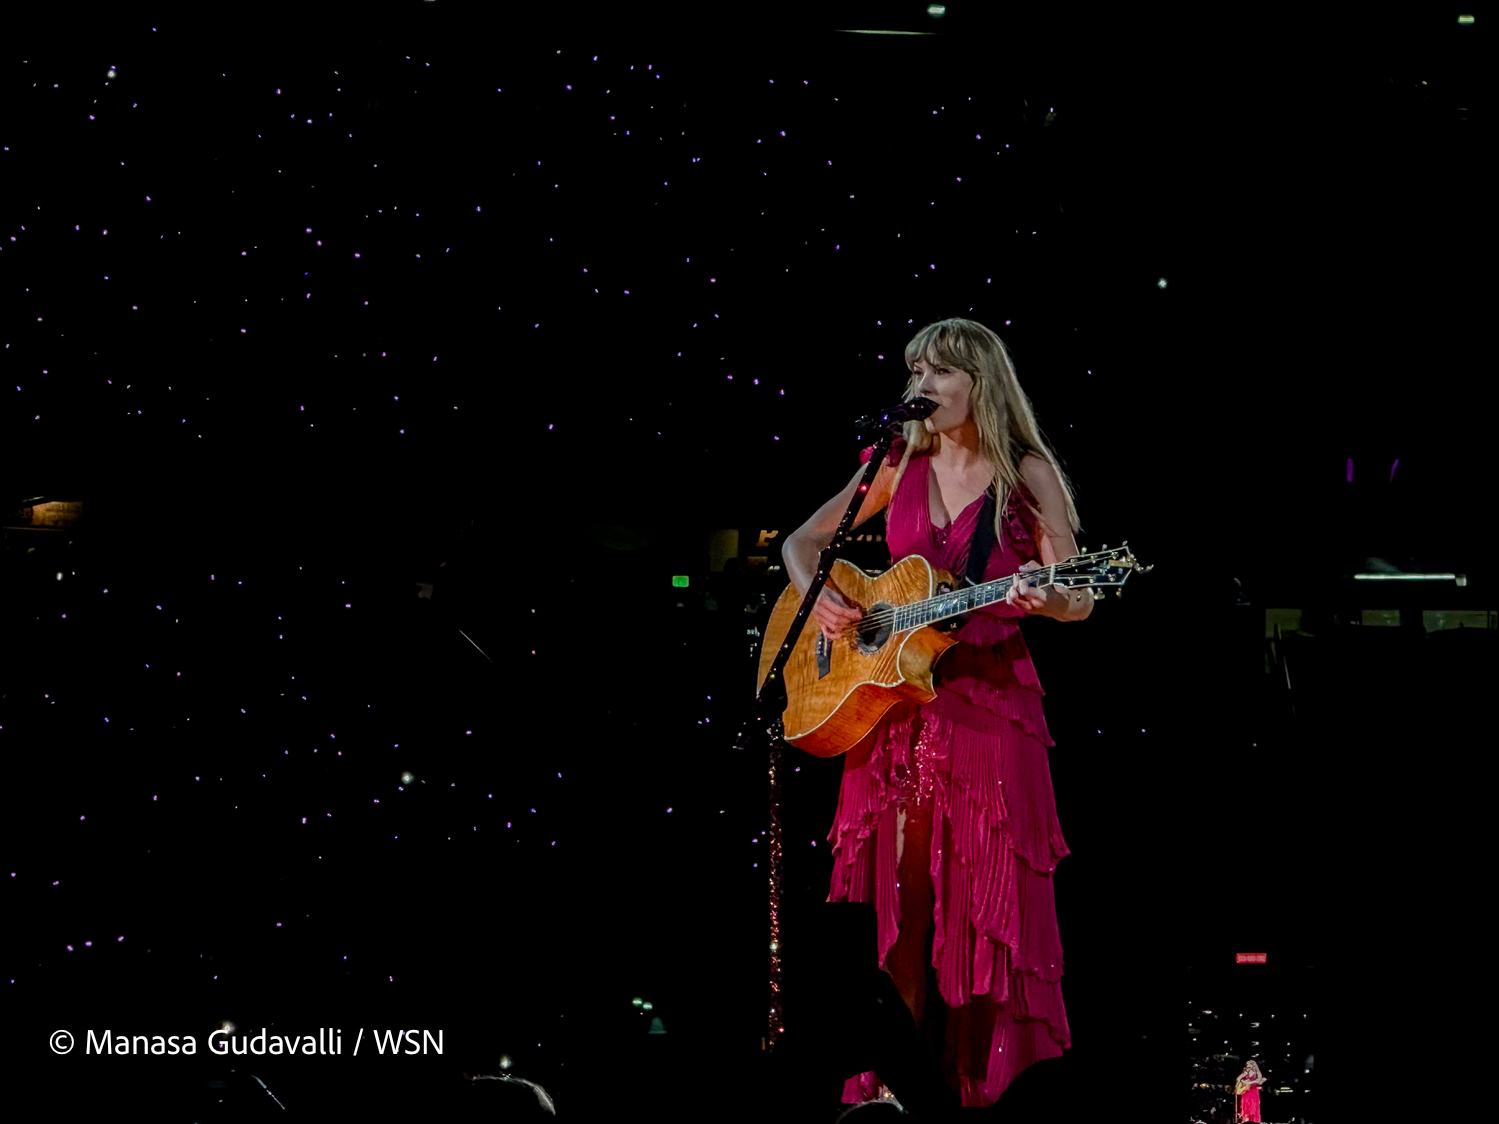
756,544,1150,757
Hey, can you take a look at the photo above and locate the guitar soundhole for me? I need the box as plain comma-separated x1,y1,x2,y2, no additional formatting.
854,602,894,654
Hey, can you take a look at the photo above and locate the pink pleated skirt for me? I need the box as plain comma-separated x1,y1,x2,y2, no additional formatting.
826,645,1070,1109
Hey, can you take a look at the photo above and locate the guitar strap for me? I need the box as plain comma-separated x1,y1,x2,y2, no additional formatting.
964,485,999,587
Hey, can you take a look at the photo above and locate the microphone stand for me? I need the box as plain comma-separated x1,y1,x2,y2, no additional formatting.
735,423,899,1056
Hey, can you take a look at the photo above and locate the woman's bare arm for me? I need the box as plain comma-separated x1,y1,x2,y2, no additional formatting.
782,459,895,597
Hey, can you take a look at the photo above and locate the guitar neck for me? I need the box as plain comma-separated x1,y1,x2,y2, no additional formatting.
890,544,1147,630
895,568,1056,631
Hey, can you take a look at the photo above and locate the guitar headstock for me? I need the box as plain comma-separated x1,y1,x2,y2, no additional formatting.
1048,542,1153,593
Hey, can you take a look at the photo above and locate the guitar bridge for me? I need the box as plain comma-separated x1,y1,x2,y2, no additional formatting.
815,630,832,679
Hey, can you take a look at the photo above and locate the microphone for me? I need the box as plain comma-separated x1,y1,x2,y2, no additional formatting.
854,396,937,433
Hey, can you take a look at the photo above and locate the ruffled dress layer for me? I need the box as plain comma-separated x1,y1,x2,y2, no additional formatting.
1237,1084,1262,1121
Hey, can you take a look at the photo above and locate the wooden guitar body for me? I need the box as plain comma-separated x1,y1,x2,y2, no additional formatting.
756,555,962,757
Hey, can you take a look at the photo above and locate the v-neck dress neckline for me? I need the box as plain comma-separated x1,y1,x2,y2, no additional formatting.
925,454,988,546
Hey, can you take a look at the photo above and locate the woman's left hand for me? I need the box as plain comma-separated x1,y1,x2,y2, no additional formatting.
1005,560,1060,617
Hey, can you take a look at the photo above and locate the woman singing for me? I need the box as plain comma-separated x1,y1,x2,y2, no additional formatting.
1234,1059,1266,1122
781,317,1089,1108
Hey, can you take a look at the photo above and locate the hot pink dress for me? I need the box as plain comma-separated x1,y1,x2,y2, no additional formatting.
832,438,1071,1108
1237,1082,1262,1121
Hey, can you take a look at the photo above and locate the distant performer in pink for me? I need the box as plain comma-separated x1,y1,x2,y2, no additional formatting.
1235,1058,1266,1122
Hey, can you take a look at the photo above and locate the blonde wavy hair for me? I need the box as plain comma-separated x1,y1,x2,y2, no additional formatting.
888,317,1081,549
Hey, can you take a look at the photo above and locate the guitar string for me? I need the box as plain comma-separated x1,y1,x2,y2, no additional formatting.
825,576,1102,638
809,554,1131,639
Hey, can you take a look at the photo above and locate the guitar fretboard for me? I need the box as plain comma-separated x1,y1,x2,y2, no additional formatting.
893,572,1037,631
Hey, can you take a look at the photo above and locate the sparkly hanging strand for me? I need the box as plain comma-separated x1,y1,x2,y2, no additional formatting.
766,724,785,1050
741,422,898,1055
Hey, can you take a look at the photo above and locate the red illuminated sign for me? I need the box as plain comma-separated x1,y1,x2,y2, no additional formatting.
1236,953,1267,963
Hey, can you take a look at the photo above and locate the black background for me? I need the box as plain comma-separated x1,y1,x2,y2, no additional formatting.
2,4,1490,1119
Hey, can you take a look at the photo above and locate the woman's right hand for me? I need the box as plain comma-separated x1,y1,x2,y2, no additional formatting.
810,584,863,645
